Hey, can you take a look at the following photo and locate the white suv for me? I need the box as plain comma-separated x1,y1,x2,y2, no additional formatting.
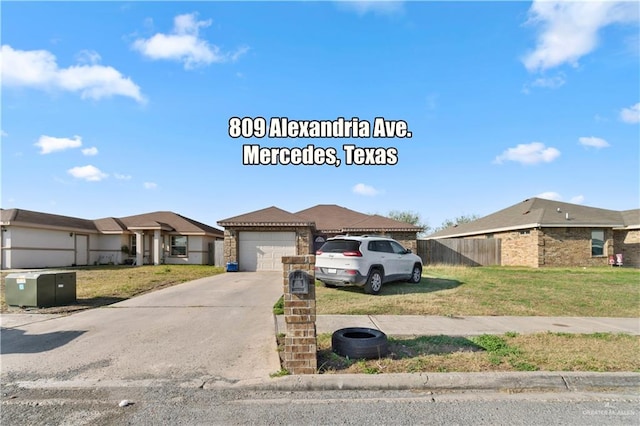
314,235,423,295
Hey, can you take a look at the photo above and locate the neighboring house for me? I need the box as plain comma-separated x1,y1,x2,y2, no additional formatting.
424,197,640,268
217,204,422,271
1,208,223,269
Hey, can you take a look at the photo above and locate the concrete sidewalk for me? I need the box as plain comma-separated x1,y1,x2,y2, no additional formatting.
276,315,640,336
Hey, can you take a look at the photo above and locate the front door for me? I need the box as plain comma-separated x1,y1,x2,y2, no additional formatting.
75,234,89,266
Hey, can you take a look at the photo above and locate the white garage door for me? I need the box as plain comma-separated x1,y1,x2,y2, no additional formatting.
239,231,296,271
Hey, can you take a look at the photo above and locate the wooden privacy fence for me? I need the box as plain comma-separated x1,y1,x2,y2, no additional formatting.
417,238,501,266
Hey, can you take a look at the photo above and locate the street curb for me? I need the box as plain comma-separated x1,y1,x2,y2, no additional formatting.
207,372,640,392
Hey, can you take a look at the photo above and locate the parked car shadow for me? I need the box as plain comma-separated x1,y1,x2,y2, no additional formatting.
1,327,87,354
322,277,462,296
317,334,482,373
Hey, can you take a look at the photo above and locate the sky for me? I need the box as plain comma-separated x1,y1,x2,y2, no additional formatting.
1,1,639,232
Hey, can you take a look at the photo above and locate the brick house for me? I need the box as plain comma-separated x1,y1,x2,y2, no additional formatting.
217,204,422,271
1,208,223,269
425,197,640,268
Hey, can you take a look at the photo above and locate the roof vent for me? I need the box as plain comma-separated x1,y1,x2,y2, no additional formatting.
557,208,561,213
565,212,570,220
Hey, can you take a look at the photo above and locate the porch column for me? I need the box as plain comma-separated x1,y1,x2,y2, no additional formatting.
153,230,161,265
135,231,144,266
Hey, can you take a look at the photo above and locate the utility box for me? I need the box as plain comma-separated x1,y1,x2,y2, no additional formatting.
4,271,77,308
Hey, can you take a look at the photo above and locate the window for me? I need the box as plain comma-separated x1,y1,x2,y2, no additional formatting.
591,230,604,256
171,236,188,256
389,241,408,254
130,235,137,255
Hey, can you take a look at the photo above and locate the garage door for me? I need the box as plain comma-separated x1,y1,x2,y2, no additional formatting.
238,231,296,271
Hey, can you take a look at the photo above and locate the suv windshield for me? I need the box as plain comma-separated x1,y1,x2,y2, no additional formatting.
318,240,361,253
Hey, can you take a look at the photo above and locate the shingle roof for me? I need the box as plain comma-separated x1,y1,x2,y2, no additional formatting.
1,208,97,232
217,206,314,227
117,211,223,236
218,204,422,233
426,197,633,239
621,209,640,229
2,208,223,237
296,205,371,232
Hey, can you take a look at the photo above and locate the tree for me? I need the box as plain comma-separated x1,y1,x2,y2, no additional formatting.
386,210,431,236
434,214,480,233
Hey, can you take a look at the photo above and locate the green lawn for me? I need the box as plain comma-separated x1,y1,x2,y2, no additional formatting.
315,265,640,317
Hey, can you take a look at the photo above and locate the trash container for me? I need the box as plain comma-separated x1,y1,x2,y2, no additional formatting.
4,271,76,308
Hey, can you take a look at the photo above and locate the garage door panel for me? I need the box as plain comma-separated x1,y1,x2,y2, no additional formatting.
239,232,296,271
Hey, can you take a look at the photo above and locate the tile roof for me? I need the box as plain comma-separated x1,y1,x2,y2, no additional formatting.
426,197,635,239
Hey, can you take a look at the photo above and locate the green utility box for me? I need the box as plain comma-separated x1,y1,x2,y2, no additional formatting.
4,271,77,308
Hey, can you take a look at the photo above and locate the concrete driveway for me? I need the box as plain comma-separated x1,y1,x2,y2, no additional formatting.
1,272,283,386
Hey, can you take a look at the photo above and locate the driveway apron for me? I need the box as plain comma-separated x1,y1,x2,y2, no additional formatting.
1,272,283,384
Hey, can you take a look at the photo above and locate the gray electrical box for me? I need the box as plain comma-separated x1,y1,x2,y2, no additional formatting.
4,271,77,308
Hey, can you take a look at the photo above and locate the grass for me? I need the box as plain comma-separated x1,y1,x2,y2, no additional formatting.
315,265,640,317
316,332,640,374
1,265,225,313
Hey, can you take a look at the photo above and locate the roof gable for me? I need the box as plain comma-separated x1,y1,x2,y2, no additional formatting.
217,206,313,226
118,211,223,235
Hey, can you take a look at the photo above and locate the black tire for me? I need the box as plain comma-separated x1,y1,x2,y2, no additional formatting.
331,327,389,359
364,269,383,295
407,264,422,283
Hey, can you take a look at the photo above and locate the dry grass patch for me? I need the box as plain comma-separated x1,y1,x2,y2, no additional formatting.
1,265,224,313
316,332,640,374
315,265,640,317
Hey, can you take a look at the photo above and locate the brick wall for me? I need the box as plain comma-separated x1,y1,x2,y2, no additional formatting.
614,229,640,267
493,229,540,267
282,255,317,375
539,227,613,267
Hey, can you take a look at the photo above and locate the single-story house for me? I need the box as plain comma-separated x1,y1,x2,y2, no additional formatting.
1,208,223,269
424,197,639,268
217,204,422,271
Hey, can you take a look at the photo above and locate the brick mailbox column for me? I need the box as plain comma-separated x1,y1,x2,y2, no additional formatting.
282,255,317,375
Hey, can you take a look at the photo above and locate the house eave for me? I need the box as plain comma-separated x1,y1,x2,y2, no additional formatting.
426,222,627,239
218,222,314,227
1,221,98,234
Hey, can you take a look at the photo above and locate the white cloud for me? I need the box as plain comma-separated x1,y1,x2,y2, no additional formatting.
67,165,108,181
336,1,404,16
143,182,158,189
75,50,101,65
570,195,585,204
1,130,7,137
114,173,132,180
352,183,380,196
536,192,585,204
579,136,610,149
620,102,640,124
522,73,566,94
494,142,561,165
132,13,248,69
82,147,99,156
0,45,145,103
35,135,82,154
522,1,639,72
537,191,562,201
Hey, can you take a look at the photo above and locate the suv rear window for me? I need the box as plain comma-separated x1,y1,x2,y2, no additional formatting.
318,240,361,253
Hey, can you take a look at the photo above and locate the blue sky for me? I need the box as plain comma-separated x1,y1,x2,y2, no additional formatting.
1,1,639,231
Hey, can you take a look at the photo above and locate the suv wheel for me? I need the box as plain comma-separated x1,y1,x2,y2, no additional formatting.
364,269,383,295
408,264,422,284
